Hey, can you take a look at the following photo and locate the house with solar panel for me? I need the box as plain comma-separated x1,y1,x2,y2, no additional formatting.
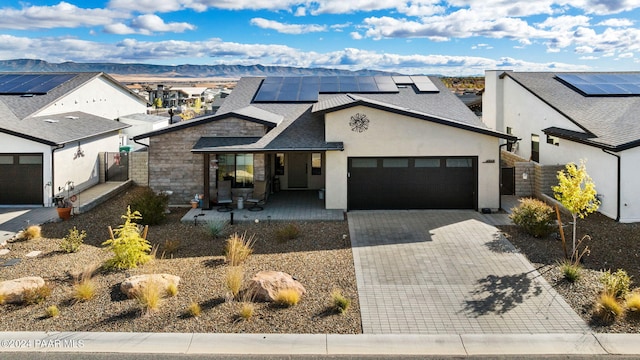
134,75,515,212
484,70,640,223
0,72,149,206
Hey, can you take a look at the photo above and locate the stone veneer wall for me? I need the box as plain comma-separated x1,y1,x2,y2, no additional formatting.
129,150,149,186
500,150,563,198
148,118,267,205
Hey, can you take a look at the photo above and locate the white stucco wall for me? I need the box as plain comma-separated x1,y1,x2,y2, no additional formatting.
323,105,501,210
35,76,147,119
620,147,640,223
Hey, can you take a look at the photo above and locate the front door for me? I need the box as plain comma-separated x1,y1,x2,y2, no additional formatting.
288,153,308,188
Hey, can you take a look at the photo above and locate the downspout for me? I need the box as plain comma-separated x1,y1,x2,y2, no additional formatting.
51,144,65,206
498,142,508,211
602,148,621,221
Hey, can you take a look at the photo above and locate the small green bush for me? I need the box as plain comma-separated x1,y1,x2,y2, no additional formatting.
45,305,60,318
206,219,228,238
601,269,632,299
276,224,300,242
102,206,152,270
559,259,582,283
509,198,555,237
60,226,86,253
130,187,169,226
331,289,351,314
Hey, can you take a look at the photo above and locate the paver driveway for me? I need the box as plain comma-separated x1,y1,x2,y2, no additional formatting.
348,210,589,334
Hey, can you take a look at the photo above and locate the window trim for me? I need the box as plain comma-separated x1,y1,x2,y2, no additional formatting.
217,153,254,188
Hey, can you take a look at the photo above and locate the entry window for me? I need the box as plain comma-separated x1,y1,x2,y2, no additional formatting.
531,134,540,162
275,153,285,175
446,158,473,167
0,155,13,164
218,154,254,188
415,158,440,168
19,155,43,164
311,153,322,175
383,158,408,168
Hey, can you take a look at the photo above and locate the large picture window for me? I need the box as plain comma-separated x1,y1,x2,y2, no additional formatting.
218,154,254,188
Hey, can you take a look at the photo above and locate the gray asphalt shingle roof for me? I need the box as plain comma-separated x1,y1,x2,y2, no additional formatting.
0,72,141,145
504,71,640,150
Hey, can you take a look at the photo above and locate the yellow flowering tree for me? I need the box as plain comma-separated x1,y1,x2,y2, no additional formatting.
552,160,600,255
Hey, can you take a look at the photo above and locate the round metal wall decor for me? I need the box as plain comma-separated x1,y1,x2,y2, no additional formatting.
349,113,369,133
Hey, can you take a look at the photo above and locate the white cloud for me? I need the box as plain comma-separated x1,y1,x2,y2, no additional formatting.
104,15,195,35
250,18,327,34
575,45,594,53
564,0,639,15
596,18,634,27
294,6,307,16
0,1,125,29
579,55,598,59
618,52,634,58
350,32,363,39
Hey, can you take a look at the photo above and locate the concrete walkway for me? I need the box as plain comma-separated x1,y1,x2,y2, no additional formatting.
348,210,589,334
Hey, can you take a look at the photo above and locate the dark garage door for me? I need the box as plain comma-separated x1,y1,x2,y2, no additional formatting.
348,156,477,210
0,153,43,205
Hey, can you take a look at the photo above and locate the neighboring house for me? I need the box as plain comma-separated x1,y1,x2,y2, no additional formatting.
148,85,208,109
119,113,169,150
134,76,514,211
484,70,640,223
0,72,149,206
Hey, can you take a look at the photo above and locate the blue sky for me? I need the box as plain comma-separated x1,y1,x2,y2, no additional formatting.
0,1,639,75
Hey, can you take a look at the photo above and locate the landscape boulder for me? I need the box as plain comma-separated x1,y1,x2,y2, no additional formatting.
120,274,180,298
0,276,46,304
247,271,306,302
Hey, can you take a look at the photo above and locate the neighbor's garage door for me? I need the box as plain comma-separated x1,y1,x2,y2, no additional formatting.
348,157,477,210
0,153,43,205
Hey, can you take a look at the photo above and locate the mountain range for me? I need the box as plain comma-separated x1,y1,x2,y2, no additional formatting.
0,59,399,78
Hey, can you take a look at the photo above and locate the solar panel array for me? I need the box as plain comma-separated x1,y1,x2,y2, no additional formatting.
254,75,439,102
0,74,76,95
556,74,640,96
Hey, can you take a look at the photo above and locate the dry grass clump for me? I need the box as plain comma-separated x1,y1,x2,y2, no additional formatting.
276,223,300,242
274,288,301,307
331,289,351,314
22,225,42,240
22,285,52,305
237,302,255,321
225,266,244,301
160,239,180,258
559,259,582,283
595,292,624,323
224,232,255,266
135,281,162,315
625,292,640,314
0,293,5,305
166,283,179,297
45,305,60,318
186,302,202,318
72,265,97,303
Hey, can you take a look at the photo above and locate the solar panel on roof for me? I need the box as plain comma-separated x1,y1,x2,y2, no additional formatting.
411,76,440,93
0,74,75,95
556,73,640,96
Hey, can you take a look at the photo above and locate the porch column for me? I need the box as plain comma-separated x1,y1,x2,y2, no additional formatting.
203,153,211,210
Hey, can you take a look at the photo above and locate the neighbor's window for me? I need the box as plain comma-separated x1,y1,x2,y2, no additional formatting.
217,154,254,188
506,126,513,135
546,134,560,146
275,153,285,175
531,134,540,162
311,153,322,175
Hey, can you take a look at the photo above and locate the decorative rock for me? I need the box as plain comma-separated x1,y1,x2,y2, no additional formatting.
0,276,46,304
25,251,42,258
247,271,306,302
0,249,9,256
120,274,180,298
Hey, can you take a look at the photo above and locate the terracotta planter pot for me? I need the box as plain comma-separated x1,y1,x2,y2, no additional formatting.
57,207,72,220
190,201,198,209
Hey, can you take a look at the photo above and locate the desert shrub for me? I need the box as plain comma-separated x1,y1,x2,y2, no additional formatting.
224,232,255,266
601,269,632,299
225,266,243,301
23,285,52,305
135,281,162,315
595,292,623,322
331,289,351,314
73,279,96,303
0,293,5,305
625,292,640,314
276,223,301,242
60,226,86,253
166,283,178,297
509,198,555,237
45,305,60,318
130,187,169,226
207,219,228,238
238,302,255,320
274,288,300,307
187,302,201,318
103,206,152,270
23,225,42,240
160,239,180,258
559,259,582,283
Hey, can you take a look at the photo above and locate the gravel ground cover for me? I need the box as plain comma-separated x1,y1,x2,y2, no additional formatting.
499,212,640,333
0,186,361,334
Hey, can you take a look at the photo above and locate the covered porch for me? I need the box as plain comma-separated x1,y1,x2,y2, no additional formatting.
181,190,344,224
